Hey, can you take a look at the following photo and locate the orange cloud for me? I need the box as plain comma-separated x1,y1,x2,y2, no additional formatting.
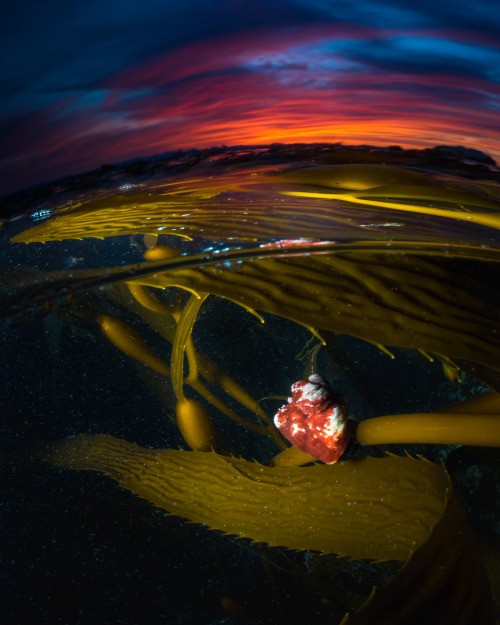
1,23,499,194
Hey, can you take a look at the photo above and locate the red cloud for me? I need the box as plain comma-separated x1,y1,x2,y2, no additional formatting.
1,23,499,194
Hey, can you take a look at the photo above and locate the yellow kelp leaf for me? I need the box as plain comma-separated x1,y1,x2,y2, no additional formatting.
357,184,500,211
41,434,449,561
280,189,500,230
13,163,500,244
276,163,437,191
170,292,208,400
138,251,500,373
277,164,500,230
343,485,495,625
12,185,223,243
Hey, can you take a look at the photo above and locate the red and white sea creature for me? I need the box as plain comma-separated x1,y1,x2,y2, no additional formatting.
274,374,351,464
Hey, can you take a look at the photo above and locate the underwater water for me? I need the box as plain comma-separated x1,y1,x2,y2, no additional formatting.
1,144,500,624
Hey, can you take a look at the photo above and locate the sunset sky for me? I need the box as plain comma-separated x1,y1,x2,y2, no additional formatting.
1,0,500,195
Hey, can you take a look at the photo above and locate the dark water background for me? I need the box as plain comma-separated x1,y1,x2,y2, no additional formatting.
0,286,491,625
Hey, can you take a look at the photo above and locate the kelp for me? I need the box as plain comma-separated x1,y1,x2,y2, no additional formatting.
10,163,500,246
6,163,500,386
40,434,495,623
135,250,500,383
342,483,494,625
5,246,500,390
98,282,283,446
41,436,446,560
5,154,500,623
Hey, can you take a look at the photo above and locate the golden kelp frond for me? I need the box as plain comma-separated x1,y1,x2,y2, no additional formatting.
277,164,500,230
10,191,370,244
40,435,495,622
137,251,500,375
357,184,500,210
41,434,449,561
11,180,326,244
342,486,495,625
12,163,500,244
356,411,500,447
101,283,282,446
355,390,500,448
170,292,208,400
276,164,438,191
280,188,500,230
11,183,224,243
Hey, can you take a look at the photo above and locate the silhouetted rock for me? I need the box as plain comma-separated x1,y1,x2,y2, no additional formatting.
423,145,496,165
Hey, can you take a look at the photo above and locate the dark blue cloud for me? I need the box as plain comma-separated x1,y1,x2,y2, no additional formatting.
1,0,314,115
329,36,500,81
287,0,500,31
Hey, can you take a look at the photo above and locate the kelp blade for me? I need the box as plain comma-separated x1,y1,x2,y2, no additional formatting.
42,435,449,561
136,250,500,381
343,487,495,625
40,435,495,623
11,162,500,244
4,156,500,390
